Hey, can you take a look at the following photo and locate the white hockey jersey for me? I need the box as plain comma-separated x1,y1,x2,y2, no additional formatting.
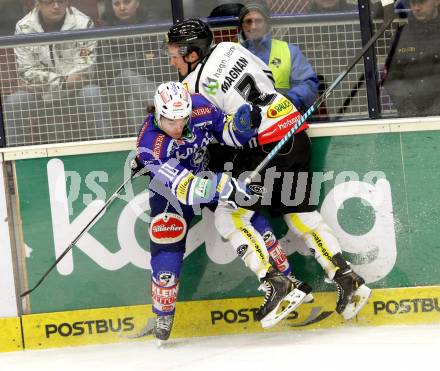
183,42,308,145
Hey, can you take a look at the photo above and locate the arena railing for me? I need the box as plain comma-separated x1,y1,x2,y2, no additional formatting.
0,12,399,148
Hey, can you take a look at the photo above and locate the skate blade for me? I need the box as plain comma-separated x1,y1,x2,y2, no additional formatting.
123,318,155,339
156,339,167,348
260,288,306,329
303,293,314,303
341,284,372,320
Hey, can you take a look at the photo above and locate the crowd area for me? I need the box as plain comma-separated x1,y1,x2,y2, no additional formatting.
1,0,438,146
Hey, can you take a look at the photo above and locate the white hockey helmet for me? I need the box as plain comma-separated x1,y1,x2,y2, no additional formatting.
154,82,192,126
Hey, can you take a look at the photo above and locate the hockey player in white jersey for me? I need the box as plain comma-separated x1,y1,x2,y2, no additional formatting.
165,18,371,320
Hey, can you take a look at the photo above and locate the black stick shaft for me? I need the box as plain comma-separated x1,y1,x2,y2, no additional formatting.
246,1,395,184
20,173,134,297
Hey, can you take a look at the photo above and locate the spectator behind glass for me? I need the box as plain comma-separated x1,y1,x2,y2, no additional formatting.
238,1,319,114
0,0,24,36
307,0,357,13
207,3,244,18
383,0,440,117
98,0,155,130
3,0,110,145
100,0,148,25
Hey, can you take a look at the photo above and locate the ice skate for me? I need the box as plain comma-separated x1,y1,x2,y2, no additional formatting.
333,267,371,320
153,314,174,342
287,274,314,303
256,267,307,328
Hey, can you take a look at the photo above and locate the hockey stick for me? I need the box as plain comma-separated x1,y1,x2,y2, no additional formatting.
20,171,137,298
337,72,365,116
245,0,396,184
122,318,156,339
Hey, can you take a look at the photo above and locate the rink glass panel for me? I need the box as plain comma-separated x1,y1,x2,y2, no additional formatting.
0,14,399,148
14,131,440,313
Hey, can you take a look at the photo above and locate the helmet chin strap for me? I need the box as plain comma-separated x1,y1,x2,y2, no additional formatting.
184,53,201,75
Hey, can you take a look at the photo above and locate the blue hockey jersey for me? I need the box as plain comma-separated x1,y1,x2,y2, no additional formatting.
136,93,252,206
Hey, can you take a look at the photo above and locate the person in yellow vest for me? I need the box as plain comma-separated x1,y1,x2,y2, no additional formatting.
238,1,319,113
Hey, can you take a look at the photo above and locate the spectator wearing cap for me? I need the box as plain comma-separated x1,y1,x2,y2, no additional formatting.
383,0,440,116
238,1,319,114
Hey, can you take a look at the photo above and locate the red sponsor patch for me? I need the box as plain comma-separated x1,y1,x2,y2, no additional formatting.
258,111,308,145
149,213,187,243
151,281,179,313
191,107,213,118
268,242,288,268
269,108,278,117
152,134,165,159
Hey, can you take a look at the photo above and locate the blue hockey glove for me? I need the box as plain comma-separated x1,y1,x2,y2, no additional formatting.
233,104,261,135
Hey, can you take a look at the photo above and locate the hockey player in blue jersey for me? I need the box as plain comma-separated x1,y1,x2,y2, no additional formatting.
134,82,307,341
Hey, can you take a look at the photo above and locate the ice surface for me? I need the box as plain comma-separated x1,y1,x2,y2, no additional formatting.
2,324,440,371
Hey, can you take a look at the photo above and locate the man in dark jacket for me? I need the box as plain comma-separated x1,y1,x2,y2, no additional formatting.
384,0,440,116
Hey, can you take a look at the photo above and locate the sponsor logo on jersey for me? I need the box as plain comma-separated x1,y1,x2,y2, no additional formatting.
267,97,293,118
221,57,249,93
270,57,282,68
152,281,179,311
176,173,195,203
153,134,166,159
175,132,212,161
45,317,135,338
194,177,210,198
149,213,187,243
192,107,213,118
258,111,305,144
262,231,277,248
212,45,236,79
157,271,176,287
202,77,220,95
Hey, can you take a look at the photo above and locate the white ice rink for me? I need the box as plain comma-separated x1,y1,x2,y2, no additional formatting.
2,324,440,371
